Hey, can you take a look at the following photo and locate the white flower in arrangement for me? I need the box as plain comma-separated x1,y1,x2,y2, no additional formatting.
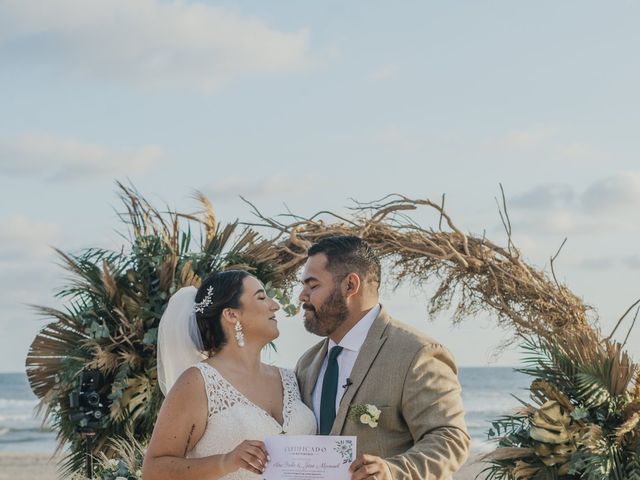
348,403,382,428
366,404,381,418
108,459,119,469
115,477,128,480
135,468,143,479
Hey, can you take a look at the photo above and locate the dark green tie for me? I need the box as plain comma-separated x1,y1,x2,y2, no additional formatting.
319,345,343,435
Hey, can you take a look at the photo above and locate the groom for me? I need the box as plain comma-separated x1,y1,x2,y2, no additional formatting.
295,236,469,480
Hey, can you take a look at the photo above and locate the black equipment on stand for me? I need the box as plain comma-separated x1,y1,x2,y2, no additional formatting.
68,369,108,479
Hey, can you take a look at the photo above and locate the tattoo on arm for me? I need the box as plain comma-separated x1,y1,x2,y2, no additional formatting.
183,424,196,457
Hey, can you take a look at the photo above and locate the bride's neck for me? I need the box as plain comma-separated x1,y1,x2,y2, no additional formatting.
212,342,264,374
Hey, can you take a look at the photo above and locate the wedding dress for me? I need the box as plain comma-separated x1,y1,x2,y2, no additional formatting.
187,362,317,479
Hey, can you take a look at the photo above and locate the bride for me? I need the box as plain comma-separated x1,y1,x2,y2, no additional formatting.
143,270,317,479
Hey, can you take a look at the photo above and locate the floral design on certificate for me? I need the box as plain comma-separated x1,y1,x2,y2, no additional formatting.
334,439,354,464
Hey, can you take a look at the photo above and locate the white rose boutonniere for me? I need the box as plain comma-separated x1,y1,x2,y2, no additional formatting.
348,404,381,428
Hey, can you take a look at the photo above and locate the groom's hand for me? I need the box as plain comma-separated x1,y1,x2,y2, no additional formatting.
349,454,392,480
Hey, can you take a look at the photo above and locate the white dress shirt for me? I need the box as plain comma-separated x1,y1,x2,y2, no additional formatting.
311,304,381,425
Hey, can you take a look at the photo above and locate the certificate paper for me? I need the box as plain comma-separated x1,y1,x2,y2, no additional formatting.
262,435,356,480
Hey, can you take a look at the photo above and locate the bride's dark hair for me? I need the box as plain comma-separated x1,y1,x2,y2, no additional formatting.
194,270,251,354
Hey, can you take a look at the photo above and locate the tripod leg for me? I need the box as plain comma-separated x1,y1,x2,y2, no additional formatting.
85,435,93,479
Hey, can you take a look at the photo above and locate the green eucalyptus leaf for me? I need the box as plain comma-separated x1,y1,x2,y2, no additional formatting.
143,327,158,345
570,407,589,421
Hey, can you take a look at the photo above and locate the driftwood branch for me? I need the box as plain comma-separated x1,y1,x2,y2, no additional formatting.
250,193,594,343
608,298,640,341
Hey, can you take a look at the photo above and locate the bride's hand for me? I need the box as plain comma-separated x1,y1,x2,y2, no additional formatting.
222,440,269,475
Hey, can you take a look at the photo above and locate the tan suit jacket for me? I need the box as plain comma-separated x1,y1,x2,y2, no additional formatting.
295,308,470,480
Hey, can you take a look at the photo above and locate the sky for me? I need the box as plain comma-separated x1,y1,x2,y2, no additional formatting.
1,0,639,372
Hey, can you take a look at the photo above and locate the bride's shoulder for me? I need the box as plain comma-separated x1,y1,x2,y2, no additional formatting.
173,365,207,390
162,366,207,407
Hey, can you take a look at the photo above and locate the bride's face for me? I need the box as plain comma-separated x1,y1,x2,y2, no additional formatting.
234,276,281,343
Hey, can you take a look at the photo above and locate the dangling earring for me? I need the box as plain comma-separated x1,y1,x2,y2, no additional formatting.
234,321,245,347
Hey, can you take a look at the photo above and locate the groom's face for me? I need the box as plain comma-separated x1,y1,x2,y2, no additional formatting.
299,253,349,337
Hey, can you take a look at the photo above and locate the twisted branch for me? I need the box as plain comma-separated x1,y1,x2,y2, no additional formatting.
245,193,595,343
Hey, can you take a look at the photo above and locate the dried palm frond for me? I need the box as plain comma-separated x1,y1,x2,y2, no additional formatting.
485,447,535,461
512,460,540,479
25,182,296,478
96,431,145,479
615,412,640,445
530,379,574,412
191,190,217,242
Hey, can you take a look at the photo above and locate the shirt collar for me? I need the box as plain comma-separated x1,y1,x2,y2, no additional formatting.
328,304,381,353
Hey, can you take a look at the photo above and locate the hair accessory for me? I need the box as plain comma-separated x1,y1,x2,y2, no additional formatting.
194,286,214,314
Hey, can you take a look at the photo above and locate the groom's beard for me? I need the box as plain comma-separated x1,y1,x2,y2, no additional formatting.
303,286,349,337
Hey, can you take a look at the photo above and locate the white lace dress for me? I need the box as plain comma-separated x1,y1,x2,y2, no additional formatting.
187,362,317,479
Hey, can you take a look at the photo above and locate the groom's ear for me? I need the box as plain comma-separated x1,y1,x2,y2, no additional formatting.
343,272,361,298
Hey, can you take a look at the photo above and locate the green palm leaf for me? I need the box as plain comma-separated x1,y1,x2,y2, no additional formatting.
575,370,611,408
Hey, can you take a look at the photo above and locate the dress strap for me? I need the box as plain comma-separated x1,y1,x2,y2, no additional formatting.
280,368,299,430
194,362,244,417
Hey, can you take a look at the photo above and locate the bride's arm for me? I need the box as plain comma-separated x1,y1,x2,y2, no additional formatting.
142,367,267,479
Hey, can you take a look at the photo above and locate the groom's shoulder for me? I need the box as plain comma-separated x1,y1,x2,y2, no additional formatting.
383,313,448,353
296,338,325,371
381,315,458,369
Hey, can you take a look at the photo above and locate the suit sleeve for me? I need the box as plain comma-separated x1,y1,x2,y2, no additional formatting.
294,356,301,378
384,344,470,479
294,352,308,395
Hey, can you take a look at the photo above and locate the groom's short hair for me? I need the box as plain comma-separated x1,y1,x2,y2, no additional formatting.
308,235,381,289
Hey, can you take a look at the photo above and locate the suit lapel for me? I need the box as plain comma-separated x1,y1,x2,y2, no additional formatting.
330,309,390,435
303,338,329,407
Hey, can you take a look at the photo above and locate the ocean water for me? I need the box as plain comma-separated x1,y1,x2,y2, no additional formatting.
0,368,530,454
0,373,57,453
459,367,531,453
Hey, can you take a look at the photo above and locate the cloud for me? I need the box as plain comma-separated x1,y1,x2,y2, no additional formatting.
376,126,422,151
0,215,60,261
0,216,64,372
486,127,606,166
202,174,323,202
0,132,163,181
558,143,602,162
0,215,63,341
511,173,640,214
506,174,640,236
581,173,640,213
575,255,640,272
623,255,640,270
510,210,603,236
368,64,398,82
490,127,551,150
512,183,575,210
531,210,581,235
0,0,311,92
577,257,616,271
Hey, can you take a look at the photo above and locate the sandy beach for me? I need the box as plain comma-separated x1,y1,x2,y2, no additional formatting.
0,453,61,480
0,452,486,479
456,453,486,479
